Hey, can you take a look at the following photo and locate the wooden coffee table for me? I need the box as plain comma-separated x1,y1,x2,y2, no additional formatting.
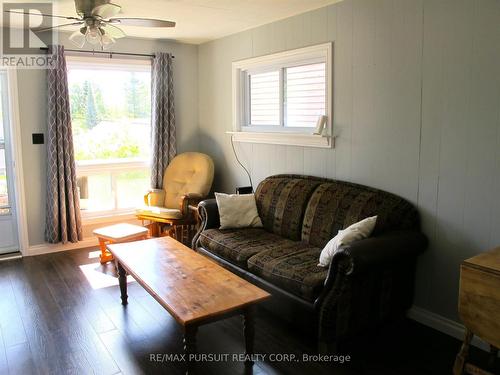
107,237,270,371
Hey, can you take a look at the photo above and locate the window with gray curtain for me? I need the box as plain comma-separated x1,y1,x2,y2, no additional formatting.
45,45,83,244
150,52,176,189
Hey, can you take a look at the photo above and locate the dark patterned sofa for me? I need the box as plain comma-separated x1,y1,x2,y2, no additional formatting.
193,175,427,351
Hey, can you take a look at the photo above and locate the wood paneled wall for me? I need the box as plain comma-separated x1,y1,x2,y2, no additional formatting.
197,0,500,322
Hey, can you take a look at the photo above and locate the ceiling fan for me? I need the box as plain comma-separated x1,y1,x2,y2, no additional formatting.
5,0,176,49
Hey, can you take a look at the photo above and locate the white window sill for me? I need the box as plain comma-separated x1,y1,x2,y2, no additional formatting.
76,158,149,174
81,211,138,225
227,131,334,148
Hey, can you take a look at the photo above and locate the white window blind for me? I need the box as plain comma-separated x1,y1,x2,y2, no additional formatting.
285,63,326,128
249,70,280,126
247,63,326,129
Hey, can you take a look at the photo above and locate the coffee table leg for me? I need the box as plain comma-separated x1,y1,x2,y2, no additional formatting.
116,261,128,305
243,306,255,365
183,325,198,374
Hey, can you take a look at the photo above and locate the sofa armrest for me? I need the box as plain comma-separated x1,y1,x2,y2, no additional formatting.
144,189,165,206
331,230,427,280
316,230,428,347
197,199,220,229
192,199,220,249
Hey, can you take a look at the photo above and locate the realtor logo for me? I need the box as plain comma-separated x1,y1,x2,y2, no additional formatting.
2,2,52,55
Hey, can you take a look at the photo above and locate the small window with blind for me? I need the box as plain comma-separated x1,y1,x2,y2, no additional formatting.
232,43,332,147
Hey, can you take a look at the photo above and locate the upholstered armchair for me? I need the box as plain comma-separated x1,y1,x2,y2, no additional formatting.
136,152,214,244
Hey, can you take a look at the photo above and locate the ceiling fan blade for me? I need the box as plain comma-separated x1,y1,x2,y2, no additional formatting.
4,10,81,21
102,24,126,39
109,18,175,28
33,21,84,33
91,3,121,19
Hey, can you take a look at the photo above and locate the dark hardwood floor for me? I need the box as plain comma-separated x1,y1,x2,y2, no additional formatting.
0,247,496,375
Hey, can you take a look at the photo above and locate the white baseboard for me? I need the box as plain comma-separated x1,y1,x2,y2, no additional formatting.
24,214,141,257
26,237,97,256
0,252,23,262
407,306,490,351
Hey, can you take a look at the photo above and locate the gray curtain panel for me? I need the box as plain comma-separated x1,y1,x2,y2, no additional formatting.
151,52,176,189
45,45,83,244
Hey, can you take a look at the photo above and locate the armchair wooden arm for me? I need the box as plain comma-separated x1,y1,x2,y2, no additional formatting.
180,193,204,216
144,189,165,206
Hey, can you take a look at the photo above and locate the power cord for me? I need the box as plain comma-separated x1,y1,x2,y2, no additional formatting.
230,134,253,192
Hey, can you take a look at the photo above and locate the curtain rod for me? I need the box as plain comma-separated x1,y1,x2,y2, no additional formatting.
39,47,174,59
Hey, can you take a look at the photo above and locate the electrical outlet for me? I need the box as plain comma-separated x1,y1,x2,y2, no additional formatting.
32,133,44,144
236,186,253,194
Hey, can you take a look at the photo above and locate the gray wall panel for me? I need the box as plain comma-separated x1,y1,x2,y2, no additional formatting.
197,0,500,323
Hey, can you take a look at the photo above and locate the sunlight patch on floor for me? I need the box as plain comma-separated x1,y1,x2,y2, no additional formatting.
79,262,134,290
88,250,102,259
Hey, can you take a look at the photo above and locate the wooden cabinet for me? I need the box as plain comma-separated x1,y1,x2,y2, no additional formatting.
454,247,500,375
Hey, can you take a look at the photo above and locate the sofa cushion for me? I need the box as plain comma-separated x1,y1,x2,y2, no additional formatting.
199,228,297,268
255,176,321,241
302,181,419,247
247,244,328,302
215,193,263,229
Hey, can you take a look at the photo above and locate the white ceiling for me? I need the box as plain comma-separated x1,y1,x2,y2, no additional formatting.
4,0,341,44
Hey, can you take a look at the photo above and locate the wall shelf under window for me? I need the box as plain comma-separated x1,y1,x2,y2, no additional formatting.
227,131,333,148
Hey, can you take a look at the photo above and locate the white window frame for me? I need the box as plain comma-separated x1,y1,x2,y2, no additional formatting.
66,55,152,220
231,43,334,148
0,127,7,214
0,72,13,216
0,68,29,254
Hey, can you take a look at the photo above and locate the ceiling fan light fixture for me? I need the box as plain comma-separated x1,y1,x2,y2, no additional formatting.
69,28,86,48
86,26,102,45
101,33,115,49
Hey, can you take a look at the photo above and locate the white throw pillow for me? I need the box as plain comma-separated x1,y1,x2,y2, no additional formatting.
215,192,263,230
318,216,377,267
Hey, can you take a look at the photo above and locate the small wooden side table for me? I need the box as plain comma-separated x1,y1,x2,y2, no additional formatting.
93,223,149,264
454,247,500,375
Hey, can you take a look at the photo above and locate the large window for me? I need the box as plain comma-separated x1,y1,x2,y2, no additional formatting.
67,56,151,218
233,43,332,143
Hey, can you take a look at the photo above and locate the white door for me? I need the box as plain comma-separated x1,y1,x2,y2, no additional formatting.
0,71,19,254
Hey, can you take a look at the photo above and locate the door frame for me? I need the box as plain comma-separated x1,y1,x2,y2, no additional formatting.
2,68,28,255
